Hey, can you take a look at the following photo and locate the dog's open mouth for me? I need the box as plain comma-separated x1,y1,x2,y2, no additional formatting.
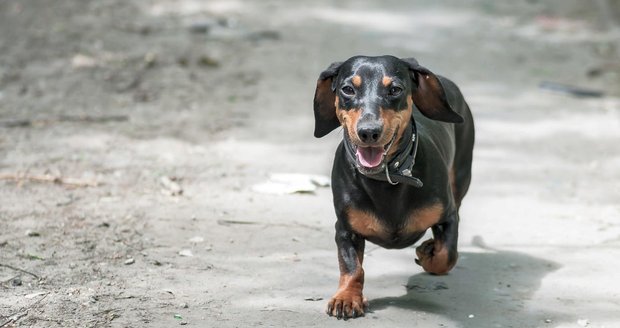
356,147,384,168
354,130,398,172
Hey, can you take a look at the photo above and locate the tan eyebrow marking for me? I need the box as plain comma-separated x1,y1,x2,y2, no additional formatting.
382,76,393,87
351,75,362,87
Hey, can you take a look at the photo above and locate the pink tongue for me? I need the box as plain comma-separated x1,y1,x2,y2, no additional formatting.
356,147,384,168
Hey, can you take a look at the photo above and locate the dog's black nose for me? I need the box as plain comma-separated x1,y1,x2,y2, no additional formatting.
357,123,382,144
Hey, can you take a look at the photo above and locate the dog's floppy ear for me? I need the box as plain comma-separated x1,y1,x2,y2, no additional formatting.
401,57,463,123
313,61,343,138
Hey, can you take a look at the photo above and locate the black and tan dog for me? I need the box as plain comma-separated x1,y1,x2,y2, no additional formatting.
313,55,475,319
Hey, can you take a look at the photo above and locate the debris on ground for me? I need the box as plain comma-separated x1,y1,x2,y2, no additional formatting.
160,176,183,196
189,236,204,243
178,249,194,257
539,81,605,98
304,297,323,301
0,173,99,187
217,219,258,226
251,173,330,195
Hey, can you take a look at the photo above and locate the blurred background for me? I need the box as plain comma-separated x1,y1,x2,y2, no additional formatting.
1,1,619,327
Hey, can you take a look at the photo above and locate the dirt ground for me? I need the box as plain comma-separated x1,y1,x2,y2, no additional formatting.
1,1,619,327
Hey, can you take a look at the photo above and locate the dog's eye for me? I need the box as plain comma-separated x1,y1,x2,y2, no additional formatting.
341,86,355,97
389,86,403,96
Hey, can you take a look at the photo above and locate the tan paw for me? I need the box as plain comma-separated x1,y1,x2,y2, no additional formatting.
415,239,456,275
326,289,368,319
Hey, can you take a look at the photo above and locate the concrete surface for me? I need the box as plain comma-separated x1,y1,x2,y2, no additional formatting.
1,1,619,327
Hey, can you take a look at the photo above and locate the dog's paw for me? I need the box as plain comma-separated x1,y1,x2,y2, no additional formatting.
415,239,456,275
326,290,368,319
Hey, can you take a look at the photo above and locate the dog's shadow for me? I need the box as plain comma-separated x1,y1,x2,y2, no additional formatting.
369,245,568,327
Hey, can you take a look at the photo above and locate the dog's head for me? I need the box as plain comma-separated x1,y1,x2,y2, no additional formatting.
313,55,462,174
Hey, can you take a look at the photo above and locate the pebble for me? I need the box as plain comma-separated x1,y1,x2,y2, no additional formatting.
160,176,183,196
71,54,97,68
179,249,194,257
180,321,188,326
304,297,323,301
468,314,475,319
180,302,189,308
124,258,135,265
11,277,22,286
25,230,40,237
144,52,157,68
197,55,219,67
246,30,281,41
188,21,215,34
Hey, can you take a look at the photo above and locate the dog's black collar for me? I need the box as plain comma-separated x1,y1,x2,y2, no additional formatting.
344,115,423,188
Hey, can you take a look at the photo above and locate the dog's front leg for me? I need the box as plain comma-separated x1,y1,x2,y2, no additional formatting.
415,211,459,275
327,220,368,319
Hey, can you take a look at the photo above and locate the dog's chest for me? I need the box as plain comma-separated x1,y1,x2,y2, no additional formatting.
346,204,444,244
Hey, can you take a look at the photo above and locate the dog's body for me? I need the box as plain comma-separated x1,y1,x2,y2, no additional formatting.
313,56,474,319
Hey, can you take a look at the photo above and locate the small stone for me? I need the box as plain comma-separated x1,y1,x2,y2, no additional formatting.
11,277,22,286
160,176,183,196
72,54,97,68
177,57,189,67
124,258,135,265
25,230,40,237
246,30,281,41
189,236,204,243
197,55,219,67
179,249,193,257
144,52,157,68
468,314,475,319
180,321,188,326
179,302,189,308
304,297,323,301
189,21,214,34
544,319,553,323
